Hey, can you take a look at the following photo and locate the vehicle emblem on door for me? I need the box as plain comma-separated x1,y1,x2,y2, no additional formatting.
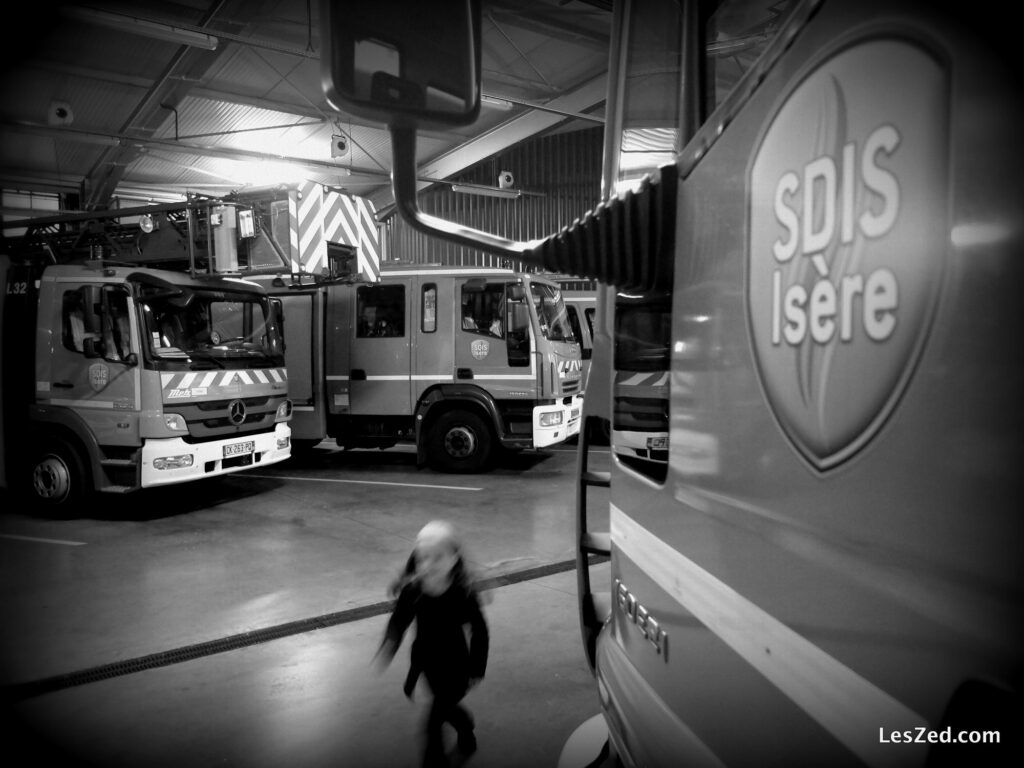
471,339,490,360
748,39,947,470
88,363,109,392
228,399,247,425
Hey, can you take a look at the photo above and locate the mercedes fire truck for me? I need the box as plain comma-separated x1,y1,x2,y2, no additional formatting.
1,199,292,510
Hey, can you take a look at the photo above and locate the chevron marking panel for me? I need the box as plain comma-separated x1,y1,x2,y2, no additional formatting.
291,182,381,280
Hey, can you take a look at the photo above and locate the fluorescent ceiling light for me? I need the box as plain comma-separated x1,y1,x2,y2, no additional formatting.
62,7,219,50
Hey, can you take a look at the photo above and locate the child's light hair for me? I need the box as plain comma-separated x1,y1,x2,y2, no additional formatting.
415,520,459,553
389,519,484,599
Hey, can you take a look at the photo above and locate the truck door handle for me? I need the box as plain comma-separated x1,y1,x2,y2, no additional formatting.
457,368,474,379
53,380,74,389
351,369,366,380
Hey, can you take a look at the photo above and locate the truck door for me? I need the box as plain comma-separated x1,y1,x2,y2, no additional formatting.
42,282,140,445
454,280,532,395
348,281,413,415
277,290,323,443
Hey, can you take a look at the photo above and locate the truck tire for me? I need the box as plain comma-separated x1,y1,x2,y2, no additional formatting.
428,409,493,473
29,437,90,509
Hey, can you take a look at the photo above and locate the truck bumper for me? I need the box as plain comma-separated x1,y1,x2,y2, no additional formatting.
140,423,292,488
533,395,583,447
610,428,670,464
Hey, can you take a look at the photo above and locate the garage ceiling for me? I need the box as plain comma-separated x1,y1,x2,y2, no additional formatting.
0,0,611,219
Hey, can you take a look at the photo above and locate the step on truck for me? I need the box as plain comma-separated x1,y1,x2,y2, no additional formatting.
253,264,583,472
1,200,293,511
321,2,1023,766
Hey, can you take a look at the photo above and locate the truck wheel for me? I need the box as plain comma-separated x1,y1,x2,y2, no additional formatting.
428,410,493,473
30,438,89,508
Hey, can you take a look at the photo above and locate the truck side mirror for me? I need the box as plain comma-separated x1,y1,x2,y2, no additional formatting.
319,0,548,263
80,285,106,358
320,0,482,129
81,285,102,334
271,298,286,354
318,0,674,292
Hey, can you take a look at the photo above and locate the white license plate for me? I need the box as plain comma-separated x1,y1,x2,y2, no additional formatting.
647,436,668,450
224,440,255,458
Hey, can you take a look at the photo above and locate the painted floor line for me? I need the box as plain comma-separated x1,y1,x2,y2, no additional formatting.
0,533,86,546
242,474,482,492
3,555,608,702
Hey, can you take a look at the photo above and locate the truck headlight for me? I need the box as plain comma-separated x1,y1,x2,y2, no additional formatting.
276,400,293,421
153,454,194,470
539,411,563,427
164,414,188,432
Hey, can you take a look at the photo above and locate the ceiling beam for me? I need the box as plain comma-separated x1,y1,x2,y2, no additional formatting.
3,121,388,183
392,73,607,209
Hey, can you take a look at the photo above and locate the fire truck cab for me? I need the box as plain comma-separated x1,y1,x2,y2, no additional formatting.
1,198,293,510
257,265,583,472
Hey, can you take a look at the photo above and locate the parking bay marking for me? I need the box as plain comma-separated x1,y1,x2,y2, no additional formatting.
243,473,482,492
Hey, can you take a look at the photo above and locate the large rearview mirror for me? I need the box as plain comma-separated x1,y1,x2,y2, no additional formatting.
318,0,674,293
320,0,481,128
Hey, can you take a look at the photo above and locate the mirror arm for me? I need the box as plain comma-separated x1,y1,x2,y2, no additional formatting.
390,124,545,261
389,124,676,293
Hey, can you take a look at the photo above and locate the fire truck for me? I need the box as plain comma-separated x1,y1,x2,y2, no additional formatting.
249,263,583,472
557,281,671,465
0,198,293,510
554,277,598,386
322,0,1023,765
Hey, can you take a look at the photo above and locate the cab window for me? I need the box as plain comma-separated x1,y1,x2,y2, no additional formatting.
461,283,506,338
357,285,405,337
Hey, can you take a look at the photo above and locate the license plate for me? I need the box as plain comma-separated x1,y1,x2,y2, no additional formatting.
223,440,254,458
647,436,668,450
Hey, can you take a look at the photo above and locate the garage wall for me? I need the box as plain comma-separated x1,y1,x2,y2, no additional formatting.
381,126,603,271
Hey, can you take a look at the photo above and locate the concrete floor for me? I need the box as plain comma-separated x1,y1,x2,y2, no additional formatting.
0,443,611,768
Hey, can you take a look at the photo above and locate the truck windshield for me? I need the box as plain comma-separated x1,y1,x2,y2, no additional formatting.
530,284,576,343
615,296,672,372
616,0,796,193
140,289,281,368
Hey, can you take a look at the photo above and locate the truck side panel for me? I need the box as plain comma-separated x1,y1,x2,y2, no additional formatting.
410,276,456,403
278,291,325,444
600,3,1023,765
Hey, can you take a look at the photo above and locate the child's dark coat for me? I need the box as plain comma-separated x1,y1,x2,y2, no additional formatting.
383,579,489,702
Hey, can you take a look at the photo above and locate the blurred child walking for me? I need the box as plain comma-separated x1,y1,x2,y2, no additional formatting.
376,520,490,767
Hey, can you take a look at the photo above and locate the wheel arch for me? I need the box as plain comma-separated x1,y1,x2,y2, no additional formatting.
414,385,503,466
28,406,103,492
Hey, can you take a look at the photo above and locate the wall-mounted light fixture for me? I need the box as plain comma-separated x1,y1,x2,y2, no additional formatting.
62,7,219,50
481,95,513,111
451,183,521,199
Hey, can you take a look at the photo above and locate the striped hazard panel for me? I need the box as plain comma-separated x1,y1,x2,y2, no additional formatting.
291,182,381,280
615,371,669,388
161,368,288,402
558,359,583,377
